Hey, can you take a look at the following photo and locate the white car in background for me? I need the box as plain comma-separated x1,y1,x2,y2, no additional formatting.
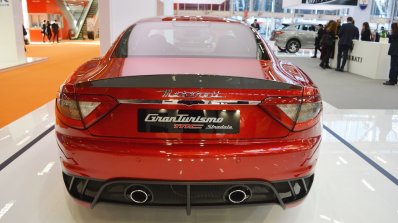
271,23,317,53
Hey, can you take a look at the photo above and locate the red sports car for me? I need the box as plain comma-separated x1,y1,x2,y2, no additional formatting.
56,16,322,214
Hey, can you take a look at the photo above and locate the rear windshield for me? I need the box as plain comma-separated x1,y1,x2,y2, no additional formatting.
113,21,269,60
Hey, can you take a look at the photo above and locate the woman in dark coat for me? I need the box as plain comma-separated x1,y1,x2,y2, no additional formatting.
46,21,52,42
320,20,337,69
361,22,371,41
383,23,398,85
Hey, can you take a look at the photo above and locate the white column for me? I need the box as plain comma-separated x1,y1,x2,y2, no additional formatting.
349,0,372,30
0,0,26,63
22,0,29,39
163,0,174,16
98,0,158,56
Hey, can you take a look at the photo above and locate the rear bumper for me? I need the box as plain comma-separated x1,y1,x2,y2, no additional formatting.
56,132,321,182
63,171,315,215
274,37,287,48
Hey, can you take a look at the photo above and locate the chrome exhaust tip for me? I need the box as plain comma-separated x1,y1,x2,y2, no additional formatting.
126,186,152,204
226,186,251,204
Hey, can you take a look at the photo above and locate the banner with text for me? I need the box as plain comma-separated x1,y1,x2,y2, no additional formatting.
301,0,358,6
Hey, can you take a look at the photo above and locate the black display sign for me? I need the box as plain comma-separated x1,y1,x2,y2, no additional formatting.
138,109,240,134
301,0,358,6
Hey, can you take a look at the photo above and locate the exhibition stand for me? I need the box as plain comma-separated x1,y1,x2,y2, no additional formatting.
330,40,390,80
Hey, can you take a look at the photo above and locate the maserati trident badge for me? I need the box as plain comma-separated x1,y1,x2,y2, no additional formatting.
160,89,224,98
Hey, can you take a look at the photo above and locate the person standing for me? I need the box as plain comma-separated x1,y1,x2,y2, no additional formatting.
372,29,380,42
46,21,52,43
41,20,47,42
361,22,371,41
335,17,359,72
320,21,337,69
336,19,341,34
51,20,60,43
312,24,324,58
383,23,398,85
251,19,260,31
380,26,387,38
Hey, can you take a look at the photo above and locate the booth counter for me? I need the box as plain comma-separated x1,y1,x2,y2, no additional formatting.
330,40,390,80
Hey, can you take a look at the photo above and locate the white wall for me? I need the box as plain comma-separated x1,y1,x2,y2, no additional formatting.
349,0,372,31
0,0,26,63
98,0,158,56
163,0,174,16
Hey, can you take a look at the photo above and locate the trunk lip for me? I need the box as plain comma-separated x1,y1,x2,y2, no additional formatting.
75,74,303,90
117,99,262,106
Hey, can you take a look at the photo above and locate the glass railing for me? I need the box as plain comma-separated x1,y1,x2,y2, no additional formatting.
62,0,93,39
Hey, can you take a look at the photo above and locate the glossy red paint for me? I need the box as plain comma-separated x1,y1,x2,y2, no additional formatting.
56,16,322,206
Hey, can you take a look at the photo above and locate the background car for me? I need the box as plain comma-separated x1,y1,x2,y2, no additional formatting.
271,23,317,53
55,16,322,215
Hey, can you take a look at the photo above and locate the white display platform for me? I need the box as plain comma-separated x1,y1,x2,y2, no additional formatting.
330,40,390,80
0,57,47,72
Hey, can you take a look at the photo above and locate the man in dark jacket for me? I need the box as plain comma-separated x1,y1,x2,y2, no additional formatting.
51,20,60,43
312,24,324,58
251,19,260,31
335,17,359,72
384,23,398,85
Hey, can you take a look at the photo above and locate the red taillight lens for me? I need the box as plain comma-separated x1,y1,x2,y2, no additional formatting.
275,31,284,35
259,96,322,131
76,94,118,127
56,93,118,129
294,96,322,131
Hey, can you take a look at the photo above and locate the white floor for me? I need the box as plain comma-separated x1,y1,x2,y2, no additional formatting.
0,100,398,222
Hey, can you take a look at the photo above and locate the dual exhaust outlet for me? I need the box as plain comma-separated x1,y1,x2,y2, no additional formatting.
126,185,252,204
225,185,252,204
126,186,152,204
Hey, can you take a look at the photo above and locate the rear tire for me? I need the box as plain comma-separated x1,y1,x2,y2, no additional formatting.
286,39,301,53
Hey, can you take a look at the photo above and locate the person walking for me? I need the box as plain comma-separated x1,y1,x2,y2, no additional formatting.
319,20,337,69
46,21,52,43
41,20,47,42
383,23,398,85
361,22,371,41
312,24,324,58
51,20,60,43
335,17,359,72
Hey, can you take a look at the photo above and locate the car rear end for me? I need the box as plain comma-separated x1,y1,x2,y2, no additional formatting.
270,24,289,41
55,17,322,214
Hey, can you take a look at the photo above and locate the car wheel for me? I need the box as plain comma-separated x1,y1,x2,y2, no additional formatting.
286,40,301,53
277,47,286,52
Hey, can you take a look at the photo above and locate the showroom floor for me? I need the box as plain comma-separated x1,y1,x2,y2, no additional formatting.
0,43,397,222
0,99,397,223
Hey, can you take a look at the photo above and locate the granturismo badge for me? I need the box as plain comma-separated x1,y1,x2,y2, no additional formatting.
138,109,240,134
144,114,224,123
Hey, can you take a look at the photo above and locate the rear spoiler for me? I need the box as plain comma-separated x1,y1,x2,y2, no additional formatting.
76,74,302,90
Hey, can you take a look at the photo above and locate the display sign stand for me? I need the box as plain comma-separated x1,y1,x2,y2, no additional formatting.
0,0,26,65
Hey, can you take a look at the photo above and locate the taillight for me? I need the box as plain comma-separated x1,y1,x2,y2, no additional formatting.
259,96,322,131
294,95,322,131
56,93,118,129
275,31,284,35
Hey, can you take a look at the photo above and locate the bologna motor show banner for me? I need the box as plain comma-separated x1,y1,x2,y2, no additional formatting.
301,0,358,6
